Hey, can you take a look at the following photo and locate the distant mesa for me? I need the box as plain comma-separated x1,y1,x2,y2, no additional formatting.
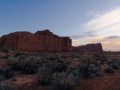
0,29,103,52
72,43,103,52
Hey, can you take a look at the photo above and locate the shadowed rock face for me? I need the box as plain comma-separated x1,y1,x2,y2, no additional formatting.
0,30,72,52
73,43,103,52
0,30,103,52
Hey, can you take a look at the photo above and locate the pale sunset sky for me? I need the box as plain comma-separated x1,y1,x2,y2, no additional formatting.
0,0,120,51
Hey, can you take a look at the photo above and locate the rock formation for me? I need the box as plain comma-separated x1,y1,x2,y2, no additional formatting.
73,43,103,52
0,30,72,52
0,29,103,52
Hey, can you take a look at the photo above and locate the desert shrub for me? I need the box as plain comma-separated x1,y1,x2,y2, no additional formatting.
14,51,25,57
106,58,114,65
0,66,3,73
61,55,69,59
17,55,26,60
95,71,103,76
0,75,3,82
70,69,79,77
52,72,80,90
7,57,21,71
57,58,64,63
94,54,107,64
0,66,14,80
0,82,18,90
0,54,9,59
94,54,106,59
94,54,100,58
47,55,52,60
79,63,101,79
36,57,42,64
100,58,106,64
52,63,67,73
82,58,100,68
7,56,39,73
39,53,49,57
70,55,102,79
66,65,80,77
40,53,56,61
37,65,51,86
21,57,39,74
69,54,81,59
106,58,120,70
104,66,114,73
81,55,93,64
45,55,56,61
1,48,9,53
89,61,100,67
40,57,48,62
55,54,62,58
111,63,119,70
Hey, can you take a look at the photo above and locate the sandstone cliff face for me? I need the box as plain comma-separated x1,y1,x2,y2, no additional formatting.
0,30,103,52
0,30,72,52
73,43,103,52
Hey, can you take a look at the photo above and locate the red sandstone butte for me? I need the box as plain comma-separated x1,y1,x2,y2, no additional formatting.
73,43,103,52
0,30,103,52
0,30,72,52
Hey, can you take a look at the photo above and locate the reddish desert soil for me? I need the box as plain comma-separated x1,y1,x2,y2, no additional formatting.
0,52,120,90
0,59,6,66
16,70,120,90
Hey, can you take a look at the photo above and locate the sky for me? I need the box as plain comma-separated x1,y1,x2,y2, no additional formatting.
0,0,120,51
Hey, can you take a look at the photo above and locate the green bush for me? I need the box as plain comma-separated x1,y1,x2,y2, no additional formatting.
79,63,101,79
0,54,9,59
1,48,9,53
21,57,39,74
0,66,14,80
104,66,114,73
52,63,67,73
7,57,21,71
57,58,64,63
14,51,25,57
37,66,51,85
0,82,18,90
61,55,68,59
7,56,39,74
39,57,47,62
0,75,3,82
106,58,120,70
94,54,107,64
52,72,80,90
111,63,119,70
69,54,81,59
66,65,80,77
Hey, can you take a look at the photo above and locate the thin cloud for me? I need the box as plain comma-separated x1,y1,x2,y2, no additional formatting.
70,30,97,39
73,6,120,51
86,35,120,43
104,35,120,40
99,35,120,42
81,6,120,37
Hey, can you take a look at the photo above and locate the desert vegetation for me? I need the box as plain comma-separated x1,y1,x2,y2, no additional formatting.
0,49,120,90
